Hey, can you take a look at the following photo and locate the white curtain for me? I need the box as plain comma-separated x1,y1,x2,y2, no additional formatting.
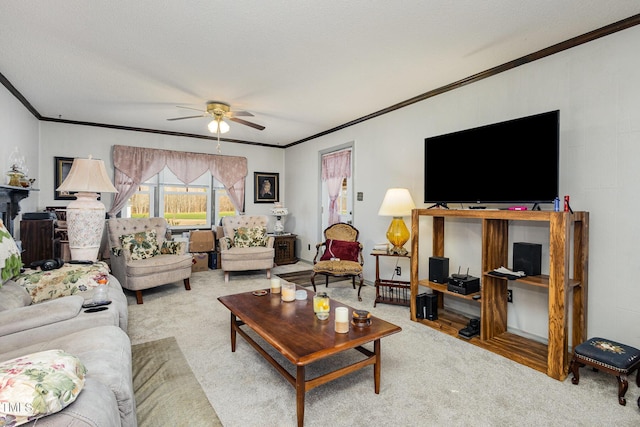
321,149,351,226
109,145,247,217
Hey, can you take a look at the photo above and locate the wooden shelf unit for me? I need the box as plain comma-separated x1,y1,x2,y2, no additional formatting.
410,209,589,381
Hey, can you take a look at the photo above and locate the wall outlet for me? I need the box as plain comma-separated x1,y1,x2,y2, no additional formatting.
507,289,513,303
395,266,401,276
308,243,311,250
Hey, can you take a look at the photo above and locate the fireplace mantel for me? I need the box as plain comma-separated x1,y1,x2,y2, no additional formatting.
0,184,35,236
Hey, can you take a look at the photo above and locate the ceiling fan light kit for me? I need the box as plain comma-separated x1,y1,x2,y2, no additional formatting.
208,119,229,134
167,101,265,132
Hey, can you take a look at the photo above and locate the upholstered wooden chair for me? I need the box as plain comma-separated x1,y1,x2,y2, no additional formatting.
219,215,275,282
311,223,364,301
107,217,192,304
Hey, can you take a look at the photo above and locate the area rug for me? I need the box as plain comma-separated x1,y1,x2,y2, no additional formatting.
276,269,348,287
132,336,222,427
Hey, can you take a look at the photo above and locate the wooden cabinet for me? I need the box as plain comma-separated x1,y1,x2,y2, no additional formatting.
273,234,298,265
20,219,57,265
410,209,589,381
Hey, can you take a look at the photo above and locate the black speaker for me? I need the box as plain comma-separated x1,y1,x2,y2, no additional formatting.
416,293,427,319
513,242,541,276
425,293,438,321
429,256,449,283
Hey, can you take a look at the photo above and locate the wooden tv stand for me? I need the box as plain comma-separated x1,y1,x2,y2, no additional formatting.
409,209,589,381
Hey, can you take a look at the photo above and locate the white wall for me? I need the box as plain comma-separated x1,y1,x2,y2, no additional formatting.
0,85,40,225
285,25,640,347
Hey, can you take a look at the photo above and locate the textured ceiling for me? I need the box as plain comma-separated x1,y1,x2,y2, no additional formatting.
1,1,639,148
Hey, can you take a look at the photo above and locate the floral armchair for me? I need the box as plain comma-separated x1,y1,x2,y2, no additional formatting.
107,217,192,304
219,215,275,282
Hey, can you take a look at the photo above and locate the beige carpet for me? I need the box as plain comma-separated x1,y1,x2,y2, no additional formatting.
125,264,640,426
132,336,222,427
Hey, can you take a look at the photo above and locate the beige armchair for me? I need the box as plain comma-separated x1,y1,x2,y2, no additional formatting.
219,215,275,282
107,217,192,304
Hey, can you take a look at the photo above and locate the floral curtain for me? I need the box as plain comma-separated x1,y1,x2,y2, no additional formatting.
321,149,351,225
109,145,247,217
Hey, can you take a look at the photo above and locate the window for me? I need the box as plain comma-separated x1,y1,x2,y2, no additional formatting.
123,168,236,229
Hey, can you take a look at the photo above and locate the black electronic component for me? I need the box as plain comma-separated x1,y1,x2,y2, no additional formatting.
81,300,112,309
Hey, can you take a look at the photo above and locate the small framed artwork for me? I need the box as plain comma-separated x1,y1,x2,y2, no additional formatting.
54,156,75,200
254,172,279,203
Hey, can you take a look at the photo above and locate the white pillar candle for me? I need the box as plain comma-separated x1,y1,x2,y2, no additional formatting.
335,307,349,333
270,278,281,294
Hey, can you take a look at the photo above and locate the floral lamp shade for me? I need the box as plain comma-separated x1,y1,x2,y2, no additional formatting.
0,218,22,284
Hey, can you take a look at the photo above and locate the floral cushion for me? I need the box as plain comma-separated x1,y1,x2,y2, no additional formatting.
160,240,185,255
320,239,360,262
0,349,86,426
233,226,267,248
15,262,111,304
120,229,160,260
0,219,22,284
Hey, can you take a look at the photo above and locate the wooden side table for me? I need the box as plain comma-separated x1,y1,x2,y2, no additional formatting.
372,252,411,307
272,234,298,265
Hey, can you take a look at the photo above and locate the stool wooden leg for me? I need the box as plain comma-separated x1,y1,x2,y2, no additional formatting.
570,358,583,385
616,374,629,406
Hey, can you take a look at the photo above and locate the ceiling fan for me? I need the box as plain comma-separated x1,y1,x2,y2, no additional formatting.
167,101,265,132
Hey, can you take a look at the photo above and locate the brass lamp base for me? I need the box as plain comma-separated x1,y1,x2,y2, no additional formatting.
389,246,408,256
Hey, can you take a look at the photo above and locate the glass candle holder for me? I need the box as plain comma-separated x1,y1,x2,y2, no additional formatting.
93,284,109,304
281,282,296,302
313,292,330,320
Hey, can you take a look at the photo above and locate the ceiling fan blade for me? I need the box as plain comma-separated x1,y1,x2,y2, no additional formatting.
176,105,207,113
230,110,254,117
167,114,207,121
229,117,265,131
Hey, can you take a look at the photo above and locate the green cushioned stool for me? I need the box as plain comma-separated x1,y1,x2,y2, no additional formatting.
569,337,640,405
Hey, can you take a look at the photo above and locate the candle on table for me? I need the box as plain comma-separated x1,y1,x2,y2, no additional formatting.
335,307,349,333
281,282,296,302
271,278,281,294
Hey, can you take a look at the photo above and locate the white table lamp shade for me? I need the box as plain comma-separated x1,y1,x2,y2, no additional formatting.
56,156,118,261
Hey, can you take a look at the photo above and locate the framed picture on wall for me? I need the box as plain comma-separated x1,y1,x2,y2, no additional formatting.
254,172,279,203
54,156,75,200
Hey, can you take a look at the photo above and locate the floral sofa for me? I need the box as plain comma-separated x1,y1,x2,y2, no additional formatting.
0,220,135,426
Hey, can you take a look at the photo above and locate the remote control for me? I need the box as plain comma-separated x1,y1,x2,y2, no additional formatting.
69,260,94,265
81,300,112,309
84,306,109,313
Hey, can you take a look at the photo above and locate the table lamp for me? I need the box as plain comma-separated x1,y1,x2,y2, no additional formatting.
377,188,415,255
56,156,118,261
271,204,289,235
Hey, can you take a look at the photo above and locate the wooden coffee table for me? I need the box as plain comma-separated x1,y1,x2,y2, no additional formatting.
218,286,401,427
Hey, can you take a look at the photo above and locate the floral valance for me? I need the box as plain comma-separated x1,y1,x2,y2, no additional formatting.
109,145,247,216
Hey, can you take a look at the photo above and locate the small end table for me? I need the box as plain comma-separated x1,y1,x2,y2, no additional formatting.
371,252,411,307
272,233,298,265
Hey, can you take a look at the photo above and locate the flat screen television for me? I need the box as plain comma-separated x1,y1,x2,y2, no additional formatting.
424,110,559,207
